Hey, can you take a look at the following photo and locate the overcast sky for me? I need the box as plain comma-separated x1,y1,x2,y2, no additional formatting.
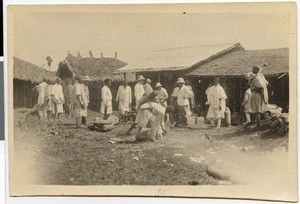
13,12,290,71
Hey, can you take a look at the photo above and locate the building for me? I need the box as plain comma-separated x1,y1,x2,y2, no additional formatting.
186,48,289,114
115,43,245,96
116,43,289,114
13,57,55,108
56,52,129,111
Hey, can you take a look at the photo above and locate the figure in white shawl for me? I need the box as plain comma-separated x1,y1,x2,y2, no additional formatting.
50,78,65,119
116,79,132,123
100,78,113,120
37,78,47,106
248,66,269,128
206,78,227,128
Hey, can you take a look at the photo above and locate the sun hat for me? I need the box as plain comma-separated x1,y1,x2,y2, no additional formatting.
136,75,145,82
145,78,152,83
155,82,163,88
176,77,186,84
82,76,91,81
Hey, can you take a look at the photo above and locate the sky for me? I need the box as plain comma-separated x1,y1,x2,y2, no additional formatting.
13,11,290,71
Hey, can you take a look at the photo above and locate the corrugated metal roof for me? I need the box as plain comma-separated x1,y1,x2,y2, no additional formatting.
186,48,289,77
115,43,244,73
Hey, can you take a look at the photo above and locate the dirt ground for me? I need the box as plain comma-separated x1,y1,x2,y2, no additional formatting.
12,109,289,186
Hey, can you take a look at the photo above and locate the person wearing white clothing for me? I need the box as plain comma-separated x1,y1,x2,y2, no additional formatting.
176,78,192,128
116,79,132,123
100,78,113,120
50,78,65,119
206,78,227,128
134,75,145,108
37,78,47,105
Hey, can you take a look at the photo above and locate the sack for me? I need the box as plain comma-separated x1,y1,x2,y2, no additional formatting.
102,124,114,132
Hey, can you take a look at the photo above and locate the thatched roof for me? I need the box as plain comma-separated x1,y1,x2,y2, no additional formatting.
13,57,55,83
56,53,128,81
187,48,289,77
115,43,244,73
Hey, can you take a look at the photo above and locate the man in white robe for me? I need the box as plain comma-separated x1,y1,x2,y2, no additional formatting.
206,78,227,128
50,78,65,119
176,78,192,128
116,79,132,123
134,75,145,108
38,78,47,105
100,78,113,120
73,76,88,128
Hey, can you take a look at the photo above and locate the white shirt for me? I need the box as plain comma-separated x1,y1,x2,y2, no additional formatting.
134,82,145,103
177,84,192,106
101,85,112,105
37,82,47,104
116,85,132,104
51,84,65,102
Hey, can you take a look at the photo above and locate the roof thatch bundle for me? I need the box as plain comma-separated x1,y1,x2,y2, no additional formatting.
187,48,289,77
13,57,55,83
56,53,128,82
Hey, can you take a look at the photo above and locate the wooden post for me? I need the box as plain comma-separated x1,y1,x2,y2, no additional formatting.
158,73,161,82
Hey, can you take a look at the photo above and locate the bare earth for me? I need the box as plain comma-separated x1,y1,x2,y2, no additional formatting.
13,109,288,186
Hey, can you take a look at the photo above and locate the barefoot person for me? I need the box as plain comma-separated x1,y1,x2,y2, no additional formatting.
206,77,227,128
116,79,132,123
100,78,113,120
249,66,269,128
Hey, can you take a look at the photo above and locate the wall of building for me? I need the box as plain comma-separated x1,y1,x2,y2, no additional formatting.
13,79,38,108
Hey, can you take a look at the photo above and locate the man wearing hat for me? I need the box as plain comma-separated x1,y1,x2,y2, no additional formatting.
134,75,146,108
81,76,91,124
144,78,153,95
176,77,192,128
155,82,168,107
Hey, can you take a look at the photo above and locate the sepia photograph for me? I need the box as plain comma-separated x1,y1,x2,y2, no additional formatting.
7,2,297,201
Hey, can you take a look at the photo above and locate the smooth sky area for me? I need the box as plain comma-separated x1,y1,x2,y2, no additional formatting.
13,12,290,71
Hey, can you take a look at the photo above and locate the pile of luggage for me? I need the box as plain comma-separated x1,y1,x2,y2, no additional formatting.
87,115,119,132
268,113,289,137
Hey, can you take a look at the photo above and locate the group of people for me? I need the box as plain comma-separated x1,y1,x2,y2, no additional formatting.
35,64,269,139
36,75,91,128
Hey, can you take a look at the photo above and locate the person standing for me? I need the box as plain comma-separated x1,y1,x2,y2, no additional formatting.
155,82,169,121
82,76,91,125
100,78,113,120
37,78,47,106
206,78,227,128
43,79,53,120
73,76,88,128
63,79,74,119
249,66,269,128
185,80,195,125
176,78,192,128
242,83,252,124
169,82,180,126
144,78,153,95
50,78,65,120
134,75,145,108
116,79,132,123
